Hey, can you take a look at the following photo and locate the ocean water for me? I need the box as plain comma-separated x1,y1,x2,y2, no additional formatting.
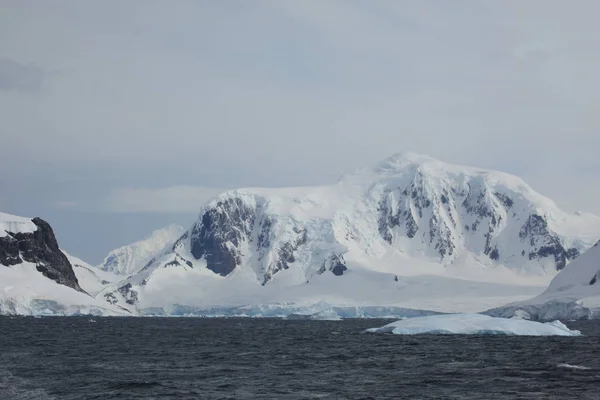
0,317,599,399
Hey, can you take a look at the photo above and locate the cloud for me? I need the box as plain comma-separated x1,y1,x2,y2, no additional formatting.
0,57,44,91
100,186,227,213
2,1,600,260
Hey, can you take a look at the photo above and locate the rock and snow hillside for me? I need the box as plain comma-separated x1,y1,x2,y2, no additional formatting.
0,212,84,293
99,224,184,276
68,253,122,297
486,240,600,321
0,212,126,315
100,153,600,315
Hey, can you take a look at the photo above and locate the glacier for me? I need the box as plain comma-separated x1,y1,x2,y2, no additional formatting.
136,300,444,319
364,314,582,336
486,240,600,321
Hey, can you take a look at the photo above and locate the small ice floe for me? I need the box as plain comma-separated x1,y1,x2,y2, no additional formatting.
364,314,582,336
557,363,590,371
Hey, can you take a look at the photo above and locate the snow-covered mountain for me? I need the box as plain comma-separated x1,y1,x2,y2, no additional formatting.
101,153,600,314
0,212,126,316
99,224,184,275
486,240,600,321
68,252,122,297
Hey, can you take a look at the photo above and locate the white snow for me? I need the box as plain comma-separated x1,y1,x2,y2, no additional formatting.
0,261,127,316
99,257,544,316
0,212,37,238
4,153,600,317
65,252,121,296
97,152,600,315
99,224,184,275
486,241,600,320
365,314,581,336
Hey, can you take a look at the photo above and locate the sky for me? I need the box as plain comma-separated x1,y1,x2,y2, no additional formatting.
1,1,600,264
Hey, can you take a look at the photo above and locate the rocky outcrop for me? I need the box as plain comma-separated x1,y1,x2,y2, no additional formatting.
317,254,348,276
189,197,255,276
519,215,579,270
261,227,308,285
376,170,581,270
182,196,313,284
0,217,85,292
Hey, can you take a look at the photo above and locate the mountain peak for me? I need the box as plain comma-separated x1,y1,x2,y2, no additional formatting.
99,224,184,275
380,151,439,166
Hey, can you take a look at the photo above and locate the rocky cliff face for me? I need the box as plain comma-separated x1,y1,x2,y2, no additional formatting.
376,171,580,269
0,217,84,293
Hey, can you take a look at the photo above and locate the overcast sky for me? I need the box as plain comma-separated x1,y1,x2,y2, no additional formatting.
1,1,599,263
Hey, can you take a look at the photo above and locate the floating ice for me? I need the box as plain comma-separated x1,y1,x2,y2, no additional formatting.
285,309,342,321
364,314,581,336
557,363,590,370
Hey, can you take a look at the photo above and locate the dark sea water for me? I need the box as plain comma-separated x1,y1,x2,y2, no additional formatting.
0,317,599,400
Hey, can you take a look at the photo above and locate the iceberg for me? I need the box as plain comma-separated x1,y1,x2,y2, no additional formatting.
364,314,581,336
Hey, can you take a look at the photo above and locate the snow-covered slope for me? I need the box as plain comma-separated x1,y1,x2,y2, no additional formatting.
486,240,600,321
0,212,127,316
0,212,37,238
100,153,600,315
99,224,184,275
67,252,122,296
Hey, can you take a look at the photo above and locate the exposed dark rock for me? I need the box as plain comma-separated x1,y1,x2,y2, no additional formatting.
428,214,455,259
164,259,181,268
104,292,118,305
378,188,420,243
102,255,118,272
262,229,308,285
190,198,255,276
406,213,418,239
519,214,574,270
0,217,84,293
489,248,500,261
494,192,514,209
462,184,494,219
317,254,348,276
519,215,547,241
140,257,156,272
566,248,580,260
117,283,138,305
590,275,597,286
257,217,273,250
